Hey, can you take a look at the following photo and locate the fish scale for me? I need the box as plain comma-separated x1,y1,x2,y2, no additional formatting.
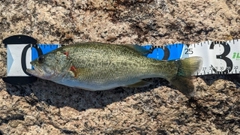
64,43,163,81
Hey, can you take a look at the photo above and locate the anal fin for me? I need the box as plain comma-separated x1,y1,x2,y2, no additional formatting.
125,80,152,88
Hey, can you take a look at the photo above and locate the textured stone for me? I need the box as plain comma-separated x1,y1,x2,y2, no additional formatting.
0,0,240,134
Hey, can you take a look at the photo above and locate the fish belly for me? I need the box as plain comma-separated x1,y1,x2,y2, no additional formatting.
53,78,141,91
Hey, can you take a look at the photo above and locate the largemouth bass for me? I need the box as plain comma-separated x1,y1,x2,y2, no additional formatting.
27,42,202,97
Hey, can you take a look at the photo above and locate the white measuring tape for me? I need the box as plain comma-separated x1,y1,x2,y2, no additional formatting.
144,39,240,75
181,40,240,75
1,35,240,85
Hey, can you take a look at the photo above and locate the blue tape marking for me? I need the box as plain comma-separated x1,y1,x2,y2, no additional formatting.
145,46,165,60
144,43,184,60
166,43,184,60
31,44,59,61
31,43,184,62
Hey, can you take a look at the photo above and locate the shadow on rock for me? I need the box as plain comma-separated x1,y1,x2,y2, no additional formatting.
5,78,167,112
189,74,240,133
199,74,240,87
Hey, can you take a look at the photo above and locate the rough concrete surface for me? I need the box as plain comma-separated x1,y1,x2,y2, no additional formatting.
0,0,240,134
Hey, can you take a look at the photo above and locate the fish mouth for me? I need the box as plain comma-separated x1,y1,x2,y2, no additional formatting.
26,65,56,80
26,67,46,79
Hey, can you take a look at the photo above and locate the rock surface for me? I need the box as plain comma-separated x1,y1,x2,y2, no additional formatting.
0,0,240,134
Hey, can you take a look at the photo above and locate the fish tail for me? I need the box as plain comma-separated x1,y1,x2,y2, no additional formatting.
169,56,202,97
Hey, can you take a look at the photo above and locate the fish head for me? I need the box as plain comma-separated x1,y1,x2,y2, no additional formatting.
26,50,69,80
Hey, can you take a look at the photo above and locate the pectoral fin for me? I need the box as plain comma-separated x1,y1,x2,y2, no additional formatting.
125,80,152,88
69,66,85,78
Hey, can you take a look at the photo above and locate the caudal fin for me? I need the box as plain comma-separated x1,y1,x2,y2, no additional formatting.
169,56,202,97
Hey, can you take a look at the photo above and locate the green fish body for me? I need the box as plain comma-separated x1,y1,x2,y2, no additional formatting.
27,42,202,96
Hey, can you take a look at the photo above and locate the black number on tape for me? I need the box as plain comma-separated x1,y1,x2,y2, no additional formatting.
210,41,233,74
162,47,170,60
150,47,170,60
21,44,43,75
185,48,193,54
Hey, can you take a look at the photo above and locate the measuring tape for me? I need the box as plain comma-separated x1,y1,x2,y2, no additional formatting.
2,35,61,85
143,39,240,75
1,35,240,85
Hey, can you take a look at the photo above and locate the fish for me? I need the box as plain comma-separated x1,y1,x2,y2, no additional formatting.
26,42,202,97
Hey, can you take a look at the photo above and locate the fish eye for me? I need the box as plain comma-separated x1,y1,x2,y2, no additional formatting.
38,55,45,63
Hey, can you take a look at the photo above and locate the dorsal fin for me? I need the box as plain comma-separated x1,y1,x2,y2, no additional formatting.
125,44,152,56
